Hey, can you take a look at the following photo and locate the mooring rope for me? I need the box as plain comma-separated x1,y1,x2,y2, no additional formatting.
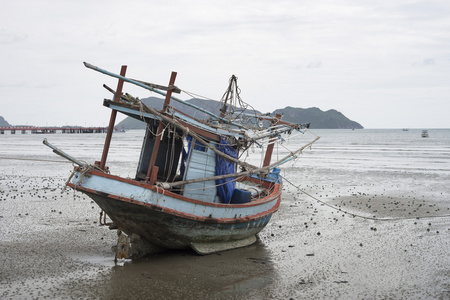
281,174,450,221
63,162,108,196
0,156,70,163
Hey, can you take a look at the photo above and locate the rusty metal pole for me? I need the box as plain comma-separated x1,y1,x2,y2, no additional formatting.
99,65,127,170
145,71,177,185
262,113,282,167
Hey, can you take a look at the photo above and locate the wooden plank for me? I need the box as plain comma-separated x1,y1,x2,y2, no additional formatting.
103,99,221,141
129,78,181,94
263,113,282,167
100,65,127,170
146,72,177,185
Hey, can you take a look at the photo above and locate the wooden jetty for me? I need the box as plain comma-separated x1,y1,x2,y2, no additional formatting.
0,126,109,135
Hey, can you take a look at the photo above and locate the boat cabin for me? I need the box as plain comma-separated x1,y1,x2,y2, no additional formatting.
135,119,230,203
79,63,311,207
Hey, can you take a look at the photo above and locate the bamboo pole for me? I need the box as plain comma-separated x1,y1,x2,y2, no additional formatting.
163,136,320,188
83,62,246,129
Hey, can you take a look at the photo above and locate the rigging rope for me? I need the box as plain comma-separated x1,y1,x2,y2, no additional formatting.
182,81,264,128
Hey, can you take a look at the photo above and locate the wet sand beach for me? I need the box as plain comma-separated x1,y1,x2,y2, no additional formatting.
1,130,449,299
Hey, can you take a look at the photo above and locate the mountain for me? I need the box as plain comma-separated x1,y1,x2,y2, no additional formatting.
273,107,363,129
0,116,11,127
115,97,363,129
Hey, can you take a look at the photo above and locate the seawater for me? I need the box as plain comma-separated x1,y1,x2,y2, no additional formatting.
299,128,450,174
1,128,449,178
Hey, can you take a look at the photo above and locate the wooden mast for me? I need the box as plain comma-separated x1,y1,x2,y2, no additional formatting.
220,75,237,119
99,65,127,170
262,113,282,167
145,71,177,185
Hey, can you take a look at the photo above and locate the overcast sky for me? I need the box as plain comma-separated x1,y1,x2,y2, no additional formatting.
1,0,449,128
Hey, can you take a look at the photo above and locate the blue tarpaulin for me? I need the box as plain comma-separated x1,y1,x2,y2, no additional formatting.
216,137,237,203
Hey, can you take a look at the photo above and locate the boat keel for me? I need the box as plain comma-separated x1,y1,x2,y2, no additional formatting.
190,235,257,255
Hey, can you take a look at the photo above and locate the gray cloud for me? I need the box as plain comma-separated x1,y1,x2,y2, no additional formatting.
1,0,449,128
0,29,27,45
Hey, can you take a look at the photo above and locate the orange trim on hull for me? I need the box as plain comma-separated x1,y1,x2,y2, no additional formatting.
72,168,281,209
67,183,281,224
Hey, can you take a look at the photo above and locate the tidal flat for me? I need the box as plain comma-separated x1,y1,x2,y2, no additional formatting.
1,129,449,299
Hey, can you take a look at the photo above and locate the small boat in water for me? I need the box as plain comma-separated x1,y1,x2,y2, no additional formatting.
421,130,429,138
44,62,319,256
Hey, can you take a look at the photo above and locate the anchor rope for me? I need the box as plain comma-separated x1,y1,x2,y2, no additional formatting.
281,174,450,221
0,156,71,163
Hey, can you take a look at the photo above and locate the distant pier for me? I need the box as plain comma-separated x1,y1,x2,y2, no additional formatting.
0,126,109,135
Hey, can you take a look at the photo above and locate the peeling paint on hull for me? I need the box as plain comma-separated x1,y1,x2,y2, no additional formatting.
90,192,273,250
68,170,281,254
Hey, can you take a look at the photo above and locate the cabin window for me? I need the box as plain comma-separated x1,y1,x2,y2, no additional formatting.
187,136,207,152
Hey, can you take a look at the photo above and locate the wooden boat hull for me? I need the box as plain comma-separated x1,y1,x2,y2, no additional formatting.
67,170,281,254
41,63,318,257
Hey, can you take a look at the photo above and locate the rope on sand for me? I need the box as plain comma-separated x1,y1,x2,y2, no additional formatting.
282,175,450,221
0,156,70,163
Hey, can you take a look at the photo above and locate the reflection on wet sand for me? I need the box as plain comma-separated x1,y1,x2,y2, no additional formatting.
101,242,275,299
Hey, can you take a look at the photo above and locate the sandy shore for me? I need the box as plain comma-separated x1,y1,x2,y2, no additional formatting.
1,160,449,299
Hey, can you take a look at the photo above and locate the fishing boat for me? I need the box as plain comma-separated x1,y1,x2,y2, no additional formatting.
44,62,319,256
421,130,429,138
